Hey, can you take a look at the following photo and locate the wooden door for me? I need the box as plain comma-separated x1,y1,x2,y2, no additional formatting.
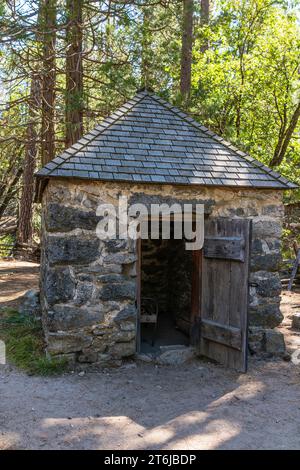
200,218,252,372
190,249,202,346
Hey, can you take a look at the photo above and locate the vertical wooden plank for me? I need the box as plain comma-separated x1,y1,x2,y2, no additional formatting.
209,219,230,366
227,219,250,370
200,218,251,372
190,249,202,345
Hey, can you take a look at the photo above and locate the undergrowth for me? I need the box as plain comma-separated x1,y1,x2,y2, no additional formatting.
0,308,68,375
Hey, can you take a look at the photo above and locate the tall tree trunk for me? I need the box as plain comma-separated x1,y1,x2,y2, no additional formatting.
41,0,57,165
65,0,84,148
270,101,300,167
0,168,23,220
17,76,41,244
141,7,152,90
180,0,194,109
200,0,210,53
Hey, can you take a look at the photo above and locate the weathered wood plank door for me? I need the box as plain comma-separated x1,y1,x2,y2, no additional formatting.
200,218,252,372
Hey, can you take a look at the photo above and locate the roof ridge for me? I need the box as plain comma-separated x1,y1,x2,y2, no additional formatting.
37,91,148,176
146,91,297,188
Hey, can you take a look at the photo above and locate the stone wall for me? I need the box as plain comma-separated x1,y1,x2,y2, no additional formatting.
40,178,285,364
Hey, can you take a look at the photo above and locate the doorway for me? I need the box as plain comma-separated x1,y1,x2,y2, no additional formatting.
136,220,200,355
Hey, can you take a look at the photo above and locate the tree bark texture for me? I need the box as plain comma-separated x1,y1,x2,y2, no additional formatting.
41,0,57,165
65,0,84,148
180,0,194,109
17,76,41,243
270,101,300,167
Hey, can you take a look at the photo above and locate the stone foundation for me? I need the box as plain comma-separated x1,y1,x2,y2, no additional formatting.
40,178,285,365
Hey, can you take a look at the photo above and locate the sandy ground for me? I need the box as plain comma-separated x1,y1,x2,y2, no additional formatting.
1,260,300,450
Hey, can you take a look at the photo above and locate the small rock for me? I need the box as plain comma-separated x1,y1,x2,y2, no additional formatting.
78,371,85,377
292,313,300,330
136,353,152,363
121,362,137,369
19,289,41,318
157,346,195,365
264,329,285,354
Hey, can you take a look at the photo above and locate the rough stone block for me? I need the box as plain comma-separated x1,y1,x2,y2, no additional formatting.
249,302,283,328
251,238,281,272
47,305,104,331
44,267,75,305
157,346,195,365
114,304,136,323
129,193,215,215
92,324,112,336
103,252,137,265
52,352,76,365
110,340,136,357
47,332,92,354
47,235,100,265
251,253,281,272
105,239,129,253
19,289,41,318
115,330,135,342
252,219,282,238
96,274,124,283
262,205,284,217
263,329,285,354
92,335,109,353
226,206,258,217
250,271,282,298
99,282,136,301
96,353,122,367
248,326,265,353
77,349,98,363
45,203,102,232
74,282,95,306
76,263,122,275
120,321,136,331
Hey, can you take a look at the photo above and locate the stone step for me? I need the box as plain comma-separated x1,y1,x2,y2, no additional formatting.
159,344,187,352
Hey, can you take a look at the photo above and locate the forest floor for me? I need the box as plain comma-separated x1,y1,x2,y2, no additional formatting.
0,260,300,450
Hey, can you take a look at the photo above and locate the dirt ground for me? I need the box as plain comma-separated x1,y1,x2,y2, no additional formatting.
1,260,300,450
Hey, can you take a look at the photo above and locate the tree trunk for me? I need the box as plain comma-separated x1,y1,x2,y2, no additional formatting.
180,0,194,109
141,7,153,90
270,101,300,167
41,0,57,165
200,0,210,53
65,0,84,148
17,76,41,244
0,169,23,220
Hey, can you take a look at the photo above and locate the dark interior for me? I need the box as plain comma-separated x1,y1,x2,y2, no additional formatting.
140,221,193,354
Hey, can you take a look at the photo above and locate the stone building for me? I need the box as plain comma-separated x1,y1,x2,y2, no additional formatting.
35,90,297,371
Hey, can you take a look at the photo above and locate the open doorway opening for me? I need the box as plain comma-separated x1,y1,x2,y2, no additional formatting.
138,221,194,355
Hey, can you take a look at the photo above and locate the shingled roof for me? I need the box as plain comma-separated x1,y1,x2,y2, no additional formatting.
35,90,297,191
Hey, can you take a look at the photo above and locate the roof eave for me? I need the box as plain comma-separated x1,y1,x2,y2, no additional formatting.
34,172,295,194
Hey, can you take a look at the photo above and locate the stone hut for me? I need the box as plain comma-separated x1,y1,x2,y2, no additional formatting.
35,90,297,371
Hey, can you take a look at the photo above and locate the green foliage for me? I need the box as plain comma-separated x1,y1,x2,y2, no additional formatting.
0,309,68,375
191,0,300,193
0,234,15,257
